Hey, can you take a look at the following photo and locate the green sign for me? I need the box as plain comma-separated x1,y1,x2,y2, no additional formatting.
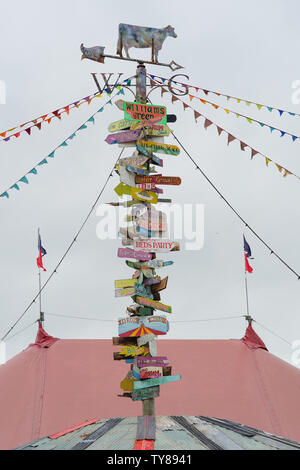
124,101,167,124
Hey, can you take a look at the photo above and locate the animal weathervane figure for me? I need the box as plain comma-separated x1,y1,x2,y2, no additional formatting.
80,23,183,71
117,24,177,63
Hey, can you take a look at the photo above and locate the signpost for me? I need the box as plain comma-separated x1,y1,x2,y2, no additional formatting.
85,24,182,424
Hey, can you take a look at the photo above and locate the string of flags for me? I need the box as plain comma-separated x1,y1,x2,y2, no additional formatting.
157,81,300,181
159,82,299,143
148,74,300,119
0,77,133,143
0,87,126,200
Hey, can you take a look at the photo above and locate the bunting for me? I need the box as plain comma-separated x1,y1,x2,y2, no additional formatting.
157,83,300,182
0,88,126,200
155,77,300,143
0,76,135,143
148,73,300,119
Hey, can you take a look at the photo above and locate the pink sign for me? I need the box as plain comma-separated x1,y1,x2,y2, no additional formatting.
117,247,153,261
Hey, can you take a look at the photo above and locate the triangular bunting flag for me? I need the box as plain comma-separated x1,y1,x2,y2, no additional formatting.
171,95,179,103
36,123,42,130
256,104,262,110
14,132,21,138
117,89,125,95
283,169,292,177
212,104,219,109
251,149,258,159
280,131,285,137
265,158,271,167
161,87,168,97
38,159,48,166
69,133,76,140
217,126,223,136
268,107,273,112
97,107,104,112
60,141,68,147
48,152,55,158
204,118,212,129
107,99,112,105
194,111,201,122
64,106,70,115
203,90,208,95
227,134,235,145
200,99,206,104
292,135,297,142
270,127,275,133
88,117,95,124
224,109,230,114
194,87,199,93
42,115,48,120
240,142,247,151
29,168,38,175
246,118,252,124
278,110,284,116
0,192,9,198
79,124,87,130
25,128,31,136
19,176,29,184
10,184,20,191
182,102,189,110
245,101,251,106
32,120,37,124
276,164,283,173
189,94,194,102
259,123,265,127
0,132,7,138
47,118,52,124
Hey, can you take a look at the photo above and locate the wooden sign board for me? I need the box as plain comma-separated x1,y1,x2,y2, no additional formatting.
117,248,153,261
151,276,168,293
140,367,163,379
130,121,172,136
133,374,181,390
134,239,180,253
137,226,168,238
131,188,158,204
124,101,167,125
105,129,142,144
133,296,172,314
137,356,170,368
120,378,135,392
118,315,169,337
108,119,131,133
139,140,180,156
134,283,153,299
115,279,138,289
135,175,181,186
112,337,138,346
115,287,135,297
119,155,149,167
137,307,154,316
143,259,173,269
131,386,160,401
126,166,149,176
119,345,149,358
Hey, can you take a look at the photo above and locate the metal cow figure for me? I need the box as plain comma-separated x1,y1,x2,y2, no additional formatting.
117,24,177,62
80,43,105,63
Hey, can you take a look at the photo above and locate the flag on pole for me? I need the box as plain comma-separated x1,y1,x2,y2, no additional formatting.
243,235,253,273
37,231,47,271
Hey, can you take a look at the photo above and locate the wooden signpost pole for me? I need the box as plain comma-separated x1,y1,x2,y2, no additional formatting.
136,63,155,417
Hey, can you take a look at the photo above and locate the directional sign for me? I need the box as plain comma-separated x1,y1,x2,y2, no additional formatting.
139,140,180,156
135,175,181,186
136,226,168,239
134,239,180,253
131,188,158,204
119,345,149,357
130,122,173,136
117,248,153,261
126,165,149,176
115,279,138,289
151,277,168,293
124,101,167,125
118,315,169,337
108,119,131,133
134,283,153,299
132,296,172,314
114,182,132,197
133,374,181,390
137,218,168,231
131,386,160,401
140,367,163,380
119,154,149,167
137,356,170,368
105,129,142,144
115,287,135,297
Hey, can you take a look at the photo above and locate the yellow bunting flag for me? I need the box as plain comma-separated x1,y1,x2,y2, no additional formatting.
276,164,283,173
265,158,271,167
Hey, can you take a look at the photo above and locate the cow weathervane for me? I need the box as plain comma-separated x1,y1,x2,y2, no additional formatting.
81,23,183,71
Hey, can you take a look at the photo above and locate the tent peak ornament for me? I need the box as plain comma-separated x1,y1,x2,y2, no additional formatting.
80,23,183,71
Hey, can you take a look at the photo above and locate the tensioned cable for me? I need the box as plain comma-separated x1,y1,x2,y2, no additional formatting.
172,132,300,280
253,320,292,346
1,148,124,341
4,320,39,342
45,312,243,323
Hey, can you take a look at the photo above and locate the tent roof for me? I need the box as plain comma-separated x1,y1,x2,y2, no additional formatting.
0,323,299,449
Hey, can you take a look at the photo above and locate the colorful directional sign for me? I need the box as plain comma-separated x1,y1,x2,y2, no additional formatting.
138,140,180,156
124,101,167,125
134,239,180,253
132,296,172,314
118,315,169,337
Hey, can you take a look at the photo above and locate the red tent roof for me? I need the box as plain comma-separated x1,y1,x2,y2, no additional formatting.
0,323,299,449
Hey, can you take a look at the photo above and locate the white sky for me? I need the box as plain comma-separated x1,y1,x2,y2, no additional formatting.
0,0,299,365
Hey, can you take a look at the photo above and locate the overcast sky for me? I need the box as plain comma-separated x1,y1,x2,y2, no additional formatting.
0,0,299,365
